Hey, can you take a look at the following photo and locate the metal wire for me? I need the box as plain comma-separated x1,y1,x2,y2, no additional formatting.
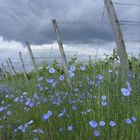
113,2,140,7
120,23,140,26
119,20,140,24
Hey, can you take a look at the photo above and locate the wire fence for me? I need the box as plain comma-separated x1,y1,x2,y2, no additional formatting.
0,0,140,76
5,54,105,72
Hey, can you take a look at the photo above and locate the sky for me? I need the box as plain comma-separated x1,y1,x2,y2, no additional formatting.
0,0,140,70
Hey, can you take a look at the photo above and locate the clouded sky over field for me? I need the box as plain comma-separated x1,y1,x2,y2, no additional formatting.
0,0,140,69
0,0,140,44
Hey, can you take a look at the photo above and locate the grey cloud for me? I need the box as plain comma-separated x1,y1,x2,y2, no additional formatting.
0,0,139,44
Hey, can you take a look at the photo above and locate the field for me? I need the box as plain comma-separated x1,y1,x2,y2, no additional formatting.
0,54,140,140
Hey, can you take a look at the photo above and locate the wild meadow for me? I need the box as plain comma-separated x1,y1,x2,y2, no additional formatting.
0,53,140,140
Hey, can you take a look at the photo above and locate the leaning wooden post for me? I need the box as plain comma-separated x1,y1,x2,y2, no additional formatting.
52,19,72,88
138,54,140,62
7,60,13,80
1,63,4,79
104,0,129,76
19,51,29,86
7,60,12,73
8,57,17,75
1,63,9,80
0,66,2,80
26,42,39,78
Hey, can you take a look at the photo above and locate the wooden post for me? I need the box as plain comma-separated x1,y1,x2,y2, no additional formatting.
19,51,29,86
52,19,72,88
7,60,12,74
104,0,129,74
0,63,4,80
88,55,91,66
94,48,99,62
49,44,53,65
8,57,17,75
7,60,13,80
1,63,8,80
0,66,3,80
26,42,39,78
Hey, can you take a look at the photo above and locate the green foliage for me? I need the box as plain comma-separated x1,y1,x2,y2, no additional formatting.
0,56,140,140
104,48,119,64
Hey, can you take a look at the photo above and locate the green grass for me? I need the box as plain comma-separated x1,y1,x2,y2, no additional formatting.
0,57,140,140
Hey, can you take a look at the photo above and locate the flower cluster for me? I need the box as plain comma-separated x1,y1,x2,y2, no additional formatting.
121,81,132,96
42,111,53,121
0,63,138,139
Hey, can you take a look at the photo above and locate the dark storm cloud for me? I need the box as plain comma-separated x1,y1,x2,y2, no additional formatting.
0,0,139,44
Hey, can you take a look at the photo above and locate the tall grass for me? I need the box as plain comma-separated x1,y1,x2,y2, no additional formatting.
0,56,140,140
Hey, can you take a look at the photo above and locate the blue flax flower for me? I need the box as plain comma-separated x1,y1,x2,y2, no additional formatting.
46,78,54,83
82,111,87,115
14,97,19,102
68,72,75,78
37,83,43,91
20,99,24,103
49,68,55,73
48,111,52,116
131,116,137,122
87,109,92,113
34,93,39,99
59,75,65,81
1,100,5,104
58,112,64,118
102,95,107,100
108,69,113,73
69,65,76,72
18,125,26,133
96,75,103,86
42,111,52,121
67,125,73,131
96,75,104,80
80,65,85,71
72,105,77,111
93,130,100,137
125,118,132,124
38,77,43,81
89,80,94,85
6,110,11,116
0,125,3,129
29,102,34,107
121,88,131,96
18,120,33,133
109,121,116,127
32,128,44,134
89,120,98,128
25,98,31,106
101,101,107,106
99,121,105,127
0,107,5,112
126,81,132,91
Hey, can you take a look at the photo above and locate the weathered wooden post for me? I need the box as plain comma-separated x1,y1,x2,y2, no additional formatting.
138,54,140,62
19,51,29,86
7,60,12,73
26,42,39,78
8,57,17,75
52,19,72,88
103,0,129,75
7,60,13,80
1,63,8,80
0,66,3,80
